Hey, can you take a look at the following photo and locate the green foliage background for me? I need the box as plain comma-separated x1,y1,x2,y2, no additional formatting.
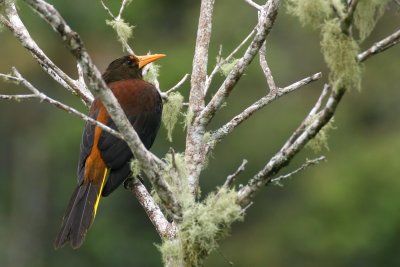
0,1,399,266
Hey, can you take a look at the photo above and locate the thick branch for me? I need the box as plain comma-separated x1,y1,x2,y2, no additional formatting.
185,0,216,194
237,86,345,207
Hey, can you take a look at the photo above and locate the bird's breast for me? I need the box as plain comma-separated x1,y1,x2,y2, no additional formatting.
108,79,161,115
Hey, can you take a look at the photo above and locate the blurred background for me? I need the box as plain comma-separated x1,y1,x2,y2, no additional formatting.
1,1,400,266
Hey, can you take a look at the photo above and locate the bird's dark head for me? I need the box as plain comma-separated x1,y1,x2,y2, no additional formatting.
102,54,165,83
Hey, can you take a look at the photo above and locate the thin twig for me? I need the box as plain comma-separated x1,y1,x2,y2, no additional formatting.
223,159,248,189
237,86,346,207
244,0,262,10
100,0,115,18
205,27,257,94
0,94,37,100
4,69,123,139
259,41,277,93
269,156,326,186
117,0,131,20
160,73,189,100
199,1,280,127
0,5,93,105
212,72,322,145
357,28,400,62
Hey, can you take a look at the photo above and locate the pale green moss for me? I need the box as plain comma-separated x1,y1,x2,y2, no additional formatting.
286,0,335,28
157,239,185,267
306,117,336,153
162,92,184,142
354,0,390,41
106,18,134,49
143,63,160,85
130,159,141,177
162,152,193,208
183,109,194,130
321,19,362,91
181,188,242,266
158,188,243,267
219,58,240,77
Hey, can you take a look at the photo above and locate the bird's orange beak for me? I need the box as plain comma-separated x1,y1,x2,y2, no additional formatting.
137,54,166,69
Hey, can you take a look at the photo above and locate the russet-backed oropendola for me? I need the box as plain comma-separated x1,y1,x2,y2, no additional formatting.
54,54,165,249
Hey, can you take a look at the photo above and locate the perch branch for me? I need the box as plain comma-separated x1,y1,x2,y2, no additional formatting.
126,178,177,239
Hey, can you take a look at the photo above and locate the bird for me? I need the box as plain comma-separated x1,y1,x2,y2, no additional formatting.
54,53,165,249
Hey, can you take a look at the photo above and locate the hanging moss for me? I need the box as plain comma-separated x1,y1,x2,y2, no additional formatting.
321,19,362,91
183,109,194,130
286,0,335,28
306,117,336,153
157,239,185,267
143,63,160,85
106,18,134,50
162,92,184,142
354,0,390,41
158,188,243,267
162,152,193,208
219,58,240,77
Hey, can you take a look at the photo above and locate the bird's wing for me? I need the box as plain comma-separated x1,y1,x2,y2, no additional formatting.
77,109,98,184
99,110,162,196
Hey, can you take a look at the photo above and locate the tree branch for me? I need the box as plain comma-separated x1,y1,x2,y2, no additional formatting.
1,68,123,139
126,178,177,239
0,5,93,105
259,41,277,93
357,28,400,62
222,159,248,189
237,85,345,207
212,72,322,145
185,0,216,194
269,156,326,186
199,0,280,126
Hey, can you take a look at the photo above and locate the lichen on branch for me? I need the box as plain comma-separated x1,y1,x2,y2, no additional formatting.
321,19,361,91
162,92,184,142
158,187,243,267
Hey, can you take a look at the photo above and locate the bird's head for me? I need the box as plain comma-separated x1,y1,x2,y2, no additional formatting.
102,54,166,83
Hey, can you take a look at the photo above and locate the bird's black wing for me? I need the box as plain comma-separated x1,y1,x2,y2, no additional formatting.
76,110,98,185
99,109,162,196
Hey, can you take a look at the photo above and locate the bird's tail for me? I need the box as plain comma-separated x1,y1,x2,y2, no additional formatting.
54,169,108,249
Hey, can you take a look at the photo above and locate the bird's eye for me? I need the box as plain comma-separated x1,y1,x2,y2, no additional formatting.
127,60,134,66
